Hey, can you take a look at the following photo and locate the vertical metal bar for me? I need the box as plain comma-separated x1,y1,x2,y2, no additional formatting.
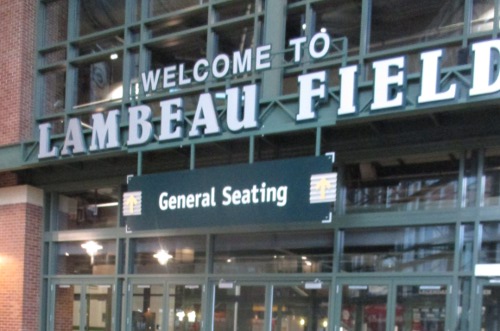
463,0,473,47
315,126,322,156
190,144,196,170
249,135,255,164
261,0,287,99
359,0,372,78
458,150,465,208
264,284,274,331
137,151,143,176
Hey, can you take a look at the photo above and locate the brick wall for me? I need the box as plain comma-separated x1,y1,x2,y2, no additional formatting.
0,0,36,145
0,186,43,331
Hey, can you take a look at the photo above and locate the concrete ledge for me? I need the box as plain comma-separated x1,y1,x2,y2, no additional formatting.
0,185,43,207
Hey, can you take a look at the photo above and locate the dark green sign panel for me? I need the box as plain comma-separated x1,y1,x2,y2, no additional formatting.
124,156,333,231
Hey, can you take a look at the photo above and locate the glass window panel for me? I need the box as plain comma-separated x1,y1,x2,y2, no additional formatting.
365,45,463,78
132,236,206,274
272,285,329,331
54,284,81,331
77,34,124,56
313,1,361,56
56,188,119,230
75,57,124,106
215,23,255,55
214,285,265,331
79,0,125,36
87,285,113,330
457,278,472,331
148,9,209,37
481,285,500,331
215,1,256,21
480,222,500,264
132,284,164,331
40,70,66,116
41,48,67,66
285,7,306,63
132,0,143,22
340,285,388,331
341,225,455,273
396,285,447,331
472,0,495,33
56,239,116,275
460,223,474,272
345,153,459,213
483,149,500,206
465,151,479,207
370,0,464,52
148,32,207,76
213,231,333,274
149,0,208,17
43,0,68,46
168,284,203,331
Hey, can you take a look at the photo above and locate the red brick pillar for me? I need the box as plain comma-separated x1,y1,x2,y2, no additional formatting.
0,185,43,331
0,1,36,144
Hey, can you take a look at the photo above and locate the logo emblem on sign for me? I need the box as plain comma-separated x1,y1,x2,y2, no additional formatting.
123,191,142,216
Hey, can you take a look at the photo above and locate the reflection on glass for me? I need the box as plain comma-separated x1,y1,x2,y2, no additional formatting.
57,188,119,230
481,285,500,331
214,285,265,331
54,285,81,331
215,25,255,55
396,285,447,331
168,284,203,331
370,0,464,52
149,0,207,17
76,57,124,106
313,1,361,55
472,0,495,33
345,153,459,213
132,284,163,331
213,231,333,274
272,285,329,331
215,1,256,21
43,0,68,46
132,236,206,274
56,240,116,275
340,285,388,331
480,222,500,264
484,149,500,206
87,285,113,331
460,224,474,272
79,0,125,36
41,70,66,117
341,225,454,273
457,278,472,331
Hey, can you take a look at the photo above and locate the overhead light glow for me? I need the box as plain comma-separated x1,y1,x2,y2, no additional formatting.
154,249,173,265
81,241,103,264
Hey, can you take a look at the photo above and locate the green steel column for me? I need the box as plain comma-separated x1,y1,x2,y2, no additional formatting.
261,0,287,100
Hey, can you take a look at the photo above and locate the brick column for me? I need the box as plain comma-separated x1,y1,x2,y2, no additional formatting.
0,185,43,331
0,1,36,144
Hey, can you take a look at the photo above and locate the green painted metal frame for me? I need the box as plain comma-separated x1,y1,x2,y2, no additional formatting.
3,0,500,174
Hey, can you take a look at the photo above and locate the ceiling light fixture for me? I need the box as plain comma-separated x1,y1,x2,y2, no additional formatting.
81,241,103,264
154,249,173,265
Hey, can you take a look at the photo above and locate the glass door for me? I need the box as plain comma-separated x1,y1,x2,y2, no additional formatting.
213,283,267,331
129,280,204,331
211,280,331,331
272,282,330,331
336,280,390,331
52,281,115,331
475,279,500,331
335,278,451,331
